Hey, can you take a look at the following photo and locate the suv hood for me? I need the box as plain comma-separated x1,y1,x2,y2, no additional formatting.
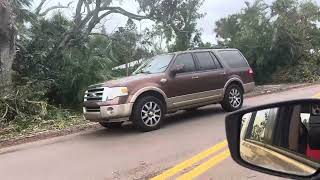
89,73,165,88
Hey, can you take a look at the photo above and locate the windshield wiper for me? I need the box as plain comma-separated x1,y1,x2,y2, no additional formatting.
134,70,151,75
158,65,168,70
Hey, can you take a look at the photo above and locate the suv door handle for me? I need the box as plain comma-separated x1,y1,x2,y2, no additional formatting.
192,76,199,79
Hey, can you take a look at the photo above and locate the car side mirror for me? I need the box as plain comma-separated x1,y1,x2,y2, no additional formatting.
225,99,320,179
170,64,185,75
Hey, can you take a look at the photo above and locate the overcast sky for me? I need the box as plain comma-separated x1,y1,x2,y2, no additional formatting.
32,0,320,44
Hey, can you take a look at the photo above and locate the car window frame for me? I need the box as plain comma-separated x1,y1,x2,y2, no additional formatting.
171,52,197,75
210,52,224,69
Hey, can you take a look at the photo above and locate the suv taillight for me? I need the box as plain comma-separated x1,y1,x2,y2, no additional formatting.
248,68,254,76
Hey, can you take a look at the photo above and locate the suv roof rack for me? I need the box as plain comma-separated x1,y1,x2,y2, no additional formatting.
187,46,229,50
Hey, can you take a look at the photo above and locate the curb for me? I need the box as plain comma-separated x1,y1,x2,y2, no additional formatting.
244,83,312,98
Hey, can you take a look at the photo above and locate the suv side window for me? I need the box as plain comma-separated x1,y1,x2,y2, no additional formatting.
218,50,249,68
210,52,223,69
194,52,217,71
173,53,196,73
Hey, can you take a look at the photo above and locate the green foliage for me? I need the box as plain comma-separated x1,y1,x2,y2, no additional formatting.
57,36,115,105
110,19,152,76
138,0,205,51
15,13,149,106
12,0,36,25
0,83,80,135
140,26,167,54
215,0,320,83
272,52,320,82
1,0,153,138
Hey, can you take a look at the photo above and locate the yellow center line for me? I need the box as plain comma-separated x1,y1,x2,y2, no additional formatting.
176,150,231,180
152,91,320,180
151,140,228,180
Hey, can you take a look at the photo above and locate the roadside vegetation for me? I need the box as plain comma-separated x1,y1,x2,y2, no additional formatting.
0,0,319,140
215,0,320,83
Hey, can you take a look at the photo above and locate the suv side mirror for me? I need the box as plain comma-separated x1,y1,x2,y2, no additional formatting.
225,99,320,179
170,64,185,75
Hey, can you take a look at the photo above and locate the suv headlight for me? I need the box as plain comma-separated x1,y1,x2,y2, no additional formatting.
103,87,128,101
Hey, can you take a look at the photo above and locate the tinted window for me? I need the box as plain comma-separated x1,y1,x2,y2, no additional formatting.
194,52,216,71
173,53,195,73
210,52,223,68
218,50,248,68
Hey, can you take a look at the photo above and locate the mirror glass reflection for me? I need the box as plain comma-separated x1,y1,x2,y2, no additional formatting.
240,103,320,176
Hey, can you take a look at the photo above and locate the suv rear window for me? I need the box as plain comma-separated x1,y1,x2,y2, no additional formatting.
194,52,217,71
218,50,248,68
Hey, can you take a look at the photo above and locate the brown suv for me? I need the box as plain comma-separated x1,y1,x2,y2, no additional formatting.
83,48,255,131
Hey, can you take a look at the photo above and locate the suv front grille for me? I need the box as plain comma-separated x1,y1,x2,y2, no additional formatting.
84,87,106,102
85,107,100,112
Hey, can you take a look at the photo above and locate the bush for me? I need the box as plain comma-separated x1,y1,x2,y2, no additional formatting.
272,55,320,83
0,83,80,135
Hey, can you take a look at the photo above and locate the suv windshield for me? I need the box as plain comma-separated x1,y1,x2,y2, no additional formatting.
133,54,173,75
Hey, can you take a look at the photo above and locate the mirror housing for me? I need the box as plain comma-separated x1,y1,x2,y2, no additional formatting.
225,99,320,180
170,64,185,76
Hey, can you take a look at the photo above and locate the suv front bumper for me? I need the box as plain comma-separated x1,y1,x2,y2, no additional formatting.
83,103,133,122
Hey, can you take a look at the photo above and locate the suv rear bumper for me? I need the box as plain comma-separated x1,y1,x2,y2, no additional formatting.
83,103,133,122
244,82,255,93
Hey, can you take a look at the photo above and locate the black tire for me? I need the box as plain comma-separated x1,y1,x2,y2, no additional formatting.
99,122,123,129
221,84,243,112
132,96,165,132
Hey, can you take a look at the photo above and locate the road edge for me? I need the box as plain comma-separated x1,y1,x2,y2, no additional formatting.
0,83,317,149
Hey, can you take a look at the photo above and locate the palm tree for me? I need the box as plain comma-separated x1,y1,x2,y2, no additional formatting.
12,0,34,24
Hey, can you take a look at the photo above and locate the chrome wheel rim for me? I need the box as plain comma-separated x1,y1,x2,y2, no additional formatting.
229,88,242,108
141,101,162,127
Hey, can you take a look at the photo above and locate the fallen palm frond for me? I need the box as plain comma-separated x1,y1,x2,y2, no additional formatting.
0,83,83,139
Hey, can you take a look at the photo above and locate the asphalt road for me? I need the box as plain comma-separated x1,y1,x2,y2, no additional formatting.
0,85,320,180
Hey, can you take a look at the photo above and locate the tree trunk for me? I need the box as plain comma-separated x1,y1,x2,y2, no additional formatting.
0,0,15,89
0,43,14,88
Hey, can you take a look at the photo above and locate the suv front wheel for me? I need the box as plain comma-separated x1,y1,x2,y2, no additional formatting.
132,96,165,132
221,84,243,112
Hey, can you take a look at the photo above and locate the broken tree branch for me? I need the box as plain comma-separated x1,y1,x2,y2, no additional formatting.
100,6,149,20
35,0,47,15
83,0,91,14
53,1,150,56
75,0,84,24
39,2,72,16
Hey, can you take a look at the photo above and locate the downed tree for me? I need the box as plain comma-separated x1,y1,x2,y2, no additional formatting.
49,0,149,54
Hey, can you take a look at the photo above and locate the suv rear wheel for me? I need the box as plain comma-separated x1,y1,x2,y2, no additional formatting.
132,96,165,132
221,84,243,112
99,122,123,129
